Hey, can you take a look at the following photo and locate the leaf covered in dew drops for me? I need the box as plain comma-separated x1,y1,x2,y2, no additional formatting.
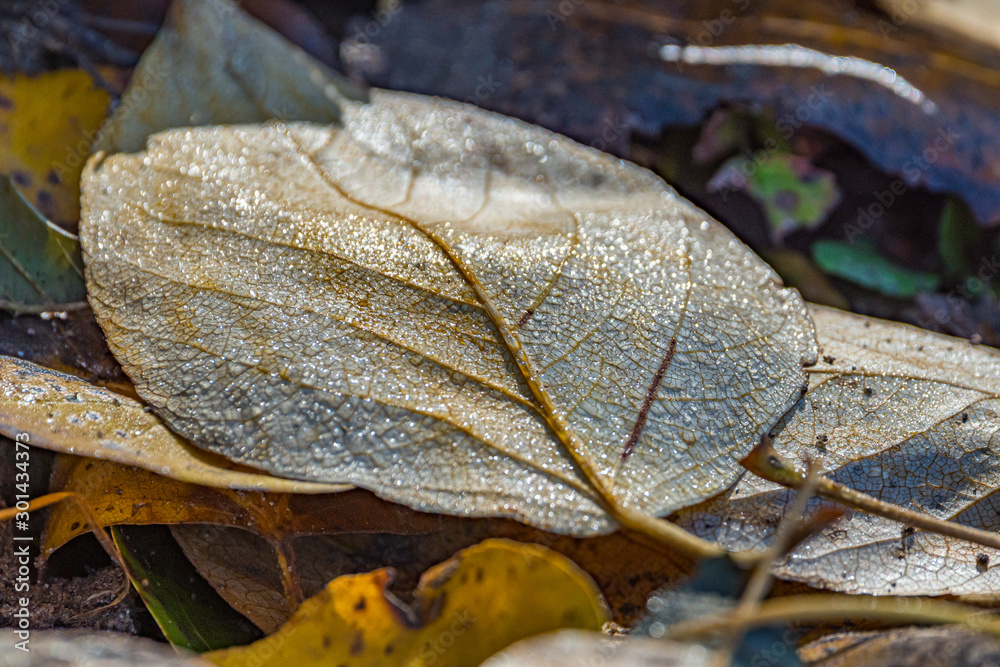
676,305,1000,596
80,88,817,536
0,355,347,495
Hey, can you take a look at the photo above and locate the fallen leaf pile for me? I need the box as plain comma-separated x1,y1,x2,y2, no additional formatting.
3,0,1000,664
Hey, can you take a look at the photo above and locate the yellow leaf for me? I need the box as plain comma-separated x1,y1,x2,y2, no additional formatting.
171,518,688,633
0,69,113,224
41,454,437,559
204,539,610,667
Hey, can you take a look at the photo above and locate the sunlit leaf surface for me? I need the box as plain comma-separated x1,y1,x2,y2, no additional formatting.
81,104,815,534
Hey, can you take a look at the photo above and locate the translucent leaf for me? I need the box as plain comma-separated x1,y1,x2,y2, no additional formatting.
678,305,1000,595
0,355,347,495
81,101,815,535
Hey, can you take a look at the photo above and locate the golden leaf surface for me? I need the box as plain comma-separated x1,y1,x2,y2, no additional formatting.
81,97,816,534
204,538,609,667
0,355,347,495
678,305,1000,595
41,454,430,559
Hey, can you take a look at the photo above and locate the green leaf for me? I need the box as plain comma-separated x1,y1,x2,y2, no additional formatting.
111,524,263,653
92,0,366,156
937,197,980,277
0,175,87,312
812,240,940,298
708,153,840,241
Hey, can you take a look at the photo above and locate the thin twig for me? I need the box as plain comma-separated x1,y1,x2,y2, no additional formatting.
744,435,1000,551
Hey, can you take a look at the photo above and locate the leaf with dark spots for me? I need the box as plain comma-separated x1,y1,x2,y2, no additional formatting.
204,539,609,667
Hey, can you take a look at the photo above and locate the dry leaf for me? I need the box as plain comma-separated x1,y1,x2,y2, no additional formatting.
0,356,347,495
798,626,1000,666
171,525,294,634
41,454,436,558
204,539,609,667
677,305,1000,595
81,107,815,537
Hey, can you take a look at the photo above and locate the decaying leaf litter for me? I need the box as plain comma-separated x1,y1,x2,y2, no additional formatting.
3,0,1000,663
